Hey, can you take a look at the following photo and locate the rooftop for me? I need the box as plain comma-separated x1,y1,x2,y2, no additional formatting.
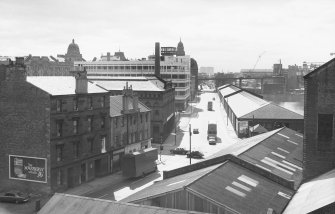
109,95,150,117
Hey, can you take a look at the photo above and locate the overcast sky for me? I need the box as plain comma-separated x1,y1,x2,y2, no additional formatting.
1,0,335,73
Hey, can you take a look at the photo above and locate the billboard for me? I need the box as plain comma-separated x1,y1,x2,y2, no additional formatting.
9,155,47,183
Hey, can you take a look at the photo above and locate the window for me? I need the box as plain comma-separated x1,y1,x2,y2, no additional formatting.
155,110,159,115
88,116,93,132
114,117,118,128
145,113,148,122
73,141,80,158
57,169,63,185
88,97,93,110
101,136,106,153
56,99,62,112
318,114,334,151
121,116,124,127
134,115,137,124
140,114,143,123
56,120,63,137
56,145,64,161
73,118,79,134
101,117,105,129
129,116,132,125
73,98,78,111
89,139,94,153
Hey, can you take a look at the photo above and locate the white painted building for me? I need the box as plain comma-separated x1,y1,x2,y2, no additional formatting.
75,55,191,110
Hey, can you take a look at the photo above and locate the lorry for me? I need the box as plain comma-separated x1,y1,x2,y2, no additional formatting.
121,147,158,178
207,121,217,145
207,101,213,111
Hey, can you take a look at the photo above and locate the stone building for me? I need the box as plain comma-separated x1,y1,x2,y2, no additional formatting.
303,58,335,180
0,59,112,193
109,83,152,172
89,76,175,144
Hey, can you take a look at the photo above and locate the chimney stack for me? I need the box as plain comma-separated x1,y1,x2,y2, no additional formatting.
71,67,88,94
155,42,160,77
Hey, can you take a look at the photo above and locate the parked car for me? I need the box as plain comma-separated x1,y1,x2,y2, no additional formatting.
193,128,199,134
0,191,29,204
186,151,204,159
170,148,188,155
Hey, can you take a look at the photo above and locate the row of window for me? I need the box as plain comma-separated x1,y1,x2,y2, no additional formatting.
56,96,106,112
113,113,148,128
114,130,149,145
83,65,185,70
56,136,106,162
56,116,105,137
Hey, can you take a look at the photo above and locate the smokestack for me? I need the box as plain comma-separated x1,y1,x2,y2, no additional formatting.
155,42,160,77
107,52,111,61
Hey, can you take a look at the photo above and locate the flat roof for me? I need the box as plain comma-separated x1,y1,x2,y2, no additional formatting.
91,80,164,92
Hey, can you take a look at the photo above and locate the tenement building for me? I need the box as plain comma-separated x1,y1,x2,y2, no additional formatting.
89,75,175,144
109,83,152,172
0,59,113,193
303,58,335,180
75,40,191,111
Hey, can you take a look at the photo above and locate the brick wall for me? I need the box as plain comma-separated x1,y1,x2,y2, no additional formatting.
0,81,51,193
303,61,335,180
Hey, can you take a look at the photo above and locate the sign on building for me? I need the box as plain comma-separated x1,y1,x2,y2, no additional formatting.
9,155,47,183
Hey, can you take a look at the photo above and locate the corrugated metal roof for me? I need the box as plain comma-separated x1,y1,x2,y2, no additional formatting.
225,91,269,118
109,95,150,117
122,164,222,203
27,76,107,95
92,79,164,92
188,161,294,214
218,85,240,97
38,193,205,214
284,169,335,214
239,127,303,188
240,102,303,119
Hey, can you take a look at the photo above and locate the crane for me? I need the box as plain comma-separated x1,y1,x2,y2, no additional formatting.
252,51,266,71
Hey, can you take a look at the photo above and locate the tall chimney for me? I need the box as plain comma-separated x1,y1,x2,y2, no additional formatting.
107,52,111,61
72,68,88,94
155,42,160,76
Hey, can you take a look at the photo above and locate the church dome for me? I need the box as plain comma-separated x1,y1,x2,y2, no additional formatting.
67,39,81,55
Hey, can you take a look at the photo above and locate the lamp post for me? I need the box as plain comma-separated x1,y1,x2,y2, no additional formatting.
189,124,192,165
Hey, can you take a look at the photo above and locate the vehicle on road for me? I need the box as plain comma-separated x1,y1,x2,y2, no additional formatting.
208,136,217,145
0,191,29,204
193,128,199,134
186,151,204,159
122,148,158,178
170,148,188,155
213,97,215,101
207,101,213,111
207,120,217,141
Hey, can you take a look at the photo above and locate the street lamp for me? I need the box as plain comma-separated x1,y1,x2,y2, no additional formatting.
189,124,192,165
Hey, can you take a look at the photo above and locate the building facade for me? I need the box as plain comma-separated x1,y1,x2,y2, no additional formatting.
89,76,175,144
74,41,191,111
109,84,152,172
303,58,335,180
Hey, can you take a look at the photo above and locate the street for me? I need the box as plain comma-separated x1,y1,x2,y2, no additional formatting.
88,91,241,201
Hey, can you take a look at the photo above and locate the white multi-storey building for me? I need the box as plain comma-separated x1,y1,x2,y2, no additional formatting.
75,54,191,110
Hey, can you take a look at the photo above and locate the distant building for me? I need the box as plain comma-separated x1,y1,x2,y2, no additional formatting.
240,69,273,78
303,58,335,180
75,40,191,111
199,67,214,77
190,58,198,100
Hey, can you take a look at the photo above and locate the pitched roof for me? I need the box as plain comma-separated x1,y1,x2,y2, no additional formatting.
38,193,205,214
121,164,222,203
109,95,150,117
240,102,303,120
304,57,335,79
188,161,294,214
284,168,335,214
27,76,107,96
218,84,241,97
249,124,268,133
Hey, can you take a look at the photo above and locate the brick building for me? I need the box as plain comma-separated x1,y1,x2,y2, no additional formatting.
89,76,175,144
303,58,335,180
0,59,112,193
109,83,152,172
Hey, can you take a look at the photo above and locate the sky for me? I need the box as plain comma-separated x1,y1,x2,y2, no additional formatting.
1,0,335,73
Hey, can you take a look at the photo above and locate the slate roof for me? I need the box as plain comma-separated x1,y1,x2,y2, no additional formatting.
27,76,107,96
121,164,222,203
38,193,205,214
109,95,150,117
284,168,335,214
188,161,294,214
240,102,303,119
89,76,165,92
